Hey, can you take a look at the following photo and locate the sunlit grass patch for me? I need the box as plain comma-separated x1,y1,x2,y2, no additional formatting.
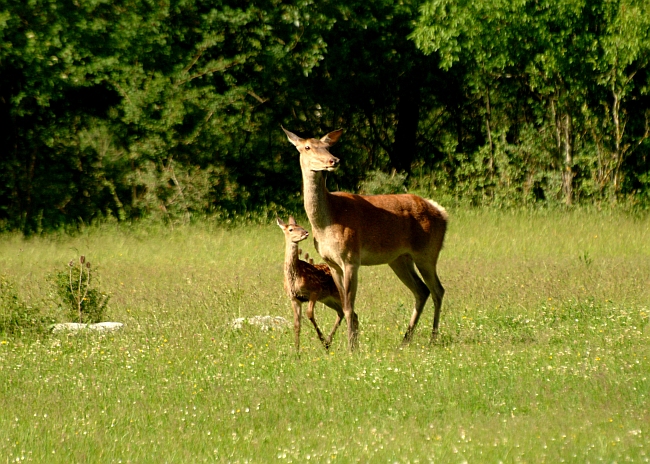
1,210,649,462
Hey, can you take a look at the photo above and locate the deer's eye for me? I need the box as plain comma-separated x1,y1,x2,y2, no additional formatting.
288,227,293,232
305,145,311,150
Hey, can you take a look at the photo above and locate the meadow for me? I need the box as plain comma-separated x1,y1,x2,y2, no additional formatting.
1,209,649,463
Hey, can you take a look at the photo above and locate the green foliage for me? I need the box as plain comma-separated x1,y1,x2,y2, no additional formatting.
358,170,408,195
1,0,650,234
412,0,650,206
0,0,335,232
53,255,109,324
0,275,50,335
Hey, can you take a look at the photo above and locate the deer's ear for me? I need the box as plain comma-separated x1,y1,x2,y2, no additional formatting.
281,126,303,147
276,217,286,227
320,129,343,146
288,216,297,226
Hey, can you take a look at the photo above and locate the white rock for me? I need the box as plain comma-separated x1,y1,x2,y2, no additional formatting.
231,316,290,332
51,322,124,333
89,322,124,331
51,323,86,333
231,318,246,330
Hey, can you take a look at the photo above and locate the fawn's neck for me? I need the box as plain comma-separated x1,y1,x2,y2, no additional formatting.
284,240,300,285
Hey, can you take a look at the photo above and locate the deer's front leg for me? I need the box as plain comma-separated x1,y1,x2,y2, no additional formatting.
327,260,359,351
290,298,302,352
335,262,359,351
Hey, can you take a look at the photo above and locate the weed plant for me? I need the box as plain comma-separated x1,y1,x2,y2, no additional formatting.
53,255,109,324
0,209,648,462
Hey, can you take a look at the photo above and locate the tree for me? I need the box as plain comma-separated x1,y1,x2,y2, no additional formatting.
0,0,336,231
584,0,650,196
282,0,451,181
411,0,650,204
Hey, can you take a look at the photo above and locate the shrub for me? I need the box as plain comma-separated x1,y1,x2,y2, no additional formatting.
0,275,50,335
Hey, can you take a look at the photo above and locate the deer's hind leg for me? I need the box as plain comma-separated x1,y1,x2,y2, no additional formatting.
323,299,344,349
414,258,445,341
389,254,431,343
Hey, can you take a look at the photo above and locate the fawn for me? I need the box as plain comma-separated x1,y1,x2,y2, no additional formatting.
277,216,344,351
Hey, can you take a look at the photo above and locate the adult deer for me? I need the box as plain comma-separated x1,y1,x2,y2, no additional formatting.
277,216,344,351
282,127,448,350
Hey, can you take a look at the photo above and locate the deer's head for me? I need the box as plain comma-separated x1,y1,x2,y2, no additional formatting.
282,127,342,172
277,216,310,243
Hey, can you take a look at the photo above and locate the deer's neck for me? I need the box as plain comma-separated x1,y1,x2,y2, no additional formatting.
302,169,332,231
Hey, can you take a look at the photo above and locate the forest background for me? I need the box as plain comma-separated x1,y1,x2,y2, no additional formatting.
1,0,649,234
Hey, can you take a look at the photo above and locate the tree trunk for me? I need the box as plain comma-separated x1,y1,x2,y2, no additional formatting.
612,88,623,193
551,99,574,205
485,85,494,174
561,113,573,205
391,69,422,174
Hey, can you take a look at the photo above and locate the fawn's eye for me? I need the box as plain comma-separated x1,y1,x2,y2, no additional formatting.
288,227,293,232
305,145,310,150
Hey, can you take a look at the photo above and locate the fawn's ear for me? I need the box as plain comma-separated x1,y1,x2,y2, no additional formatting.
276,217,286,228
288,216,297,226
281,126,303,147
320,129,343,146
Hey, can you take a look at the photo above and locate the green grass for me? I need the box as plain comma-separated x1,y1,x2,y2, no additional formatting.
1,209,649,463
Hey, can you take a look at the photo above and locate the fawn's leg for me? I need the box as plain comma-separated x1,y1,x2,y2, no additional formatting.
290,299,302,351
306,294,328,349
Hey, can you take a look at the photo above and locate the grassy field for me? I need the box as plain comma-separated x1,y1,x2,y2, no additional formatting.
1,209,649,463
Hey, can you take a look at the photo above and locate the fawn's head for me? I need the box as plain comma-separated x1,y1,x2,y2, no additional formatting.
282,127,342,172
277,216,310,243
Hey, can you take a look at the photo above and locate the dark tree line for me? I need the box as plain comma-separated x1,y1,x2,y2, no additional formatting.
1,0,649,233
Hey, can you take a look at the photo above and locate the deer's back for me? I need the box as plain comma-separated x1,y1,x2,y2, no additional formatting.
317,193,447,263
